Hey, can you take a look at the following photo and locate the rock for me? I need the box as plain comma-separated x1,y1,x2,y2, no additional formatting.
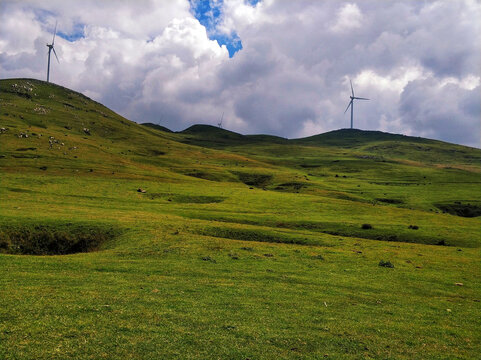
137,188,146,193
455,282,464,286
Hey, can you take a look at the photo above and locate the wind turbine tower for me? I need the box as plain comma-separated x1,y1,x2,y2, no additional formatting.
218,112,224,129
344,80,369,129
46,22,59,83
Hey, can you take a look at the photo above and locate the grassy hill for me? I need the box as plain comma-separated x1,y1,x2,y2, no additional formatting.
1,78,480,359
141,122,173,133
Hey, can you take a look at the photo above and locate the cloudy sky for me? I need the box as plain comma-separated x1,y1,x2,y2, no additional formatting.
1,0,480,147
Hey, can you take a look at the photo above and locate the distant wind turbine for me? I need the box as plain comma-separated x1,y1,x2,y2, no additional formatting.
218,112,224,128
344,79,369,129
46,21,59,83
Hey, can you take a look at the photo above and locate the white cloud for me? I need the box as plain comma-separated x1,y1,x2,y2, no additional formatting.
331,3,363,33
354,67,425,94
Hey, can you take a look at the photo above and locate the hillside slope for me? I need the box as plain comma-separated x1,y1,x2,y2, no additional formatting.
0,78,274,183
1,78,481,359
2,78,481,245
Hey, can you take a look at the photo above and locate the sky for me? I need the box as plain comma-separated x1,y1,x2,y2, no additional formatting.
0,0,480,147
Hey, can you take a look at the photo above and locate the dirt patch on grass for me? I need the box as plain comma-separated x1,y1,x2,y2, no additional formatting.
11,154,41,159
184,170,223,182
149,149,166,156
233,171,273,187
434,202,481,217
148,193,225,204
0,222,120,255
331,192,367,203
274,182,307,191
198,226,314,246
376,198,404,204
8,188,34,193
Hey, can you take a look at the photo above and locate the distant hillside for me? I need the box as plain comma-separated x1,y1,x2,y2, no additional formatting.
138,121,481,165
141,122,172,133
181,124,245,139
170,124,288,149
292,128,432,147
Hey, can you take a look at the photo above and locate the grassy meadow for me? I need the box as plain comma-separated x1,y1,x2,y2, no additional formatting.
1,79,480,359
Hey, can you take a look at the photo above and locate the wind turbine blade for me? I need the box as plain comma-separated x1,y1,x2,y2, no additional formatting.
350,79,354,97
52,21,58,45
354,97,369,100
344,100,353,114
52,47,59,63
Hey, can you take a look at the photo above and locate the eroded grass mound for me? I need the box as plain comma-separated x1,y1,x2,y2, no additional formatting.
148,193,225,203
435,202,481,218
233,171,273,187
0,222,120,255
198,226,317,246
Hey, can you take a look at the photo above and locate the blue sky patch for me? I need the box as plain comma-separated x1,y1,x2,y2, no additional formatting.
34,8,85,43
189,0,255,57
58,23,85,42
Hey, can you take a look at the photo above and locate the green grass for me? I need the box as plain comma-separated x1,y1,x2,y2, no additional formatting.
1,78,480,359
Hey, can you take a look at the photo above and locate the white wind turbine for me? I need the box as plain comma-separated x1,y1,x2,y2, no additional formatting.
46,21,59,83
218,112,224,128
344,79,369,129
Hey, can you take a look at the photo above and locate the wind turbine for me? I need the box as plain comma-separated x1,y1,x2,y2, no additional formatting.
218,111,224,128
46,21,59,83
344,79,369,129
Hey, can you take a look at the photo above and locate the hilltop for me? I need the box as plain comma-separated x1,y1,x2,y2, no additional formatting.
1,78,480,359
142,122,480,165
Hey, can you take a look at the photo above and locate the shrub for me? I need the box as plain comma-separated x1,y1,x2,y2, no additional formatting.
378,260,394,268
361,223,373,230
